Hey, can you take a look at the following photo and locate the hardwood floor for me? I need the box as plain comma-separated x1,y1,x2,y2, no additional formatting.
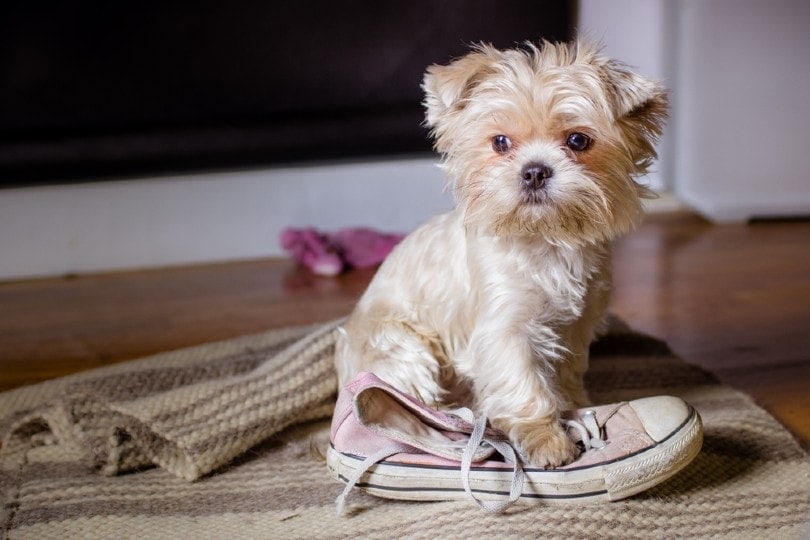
609,212,810,447
1,211,808,446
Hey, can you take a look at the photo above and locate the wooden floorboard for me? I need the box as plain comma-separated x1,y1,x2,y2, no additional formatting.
1,211,808,446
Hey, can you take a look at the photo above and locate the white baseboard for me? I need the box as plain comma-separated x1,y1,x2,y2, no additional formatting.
0,159,452,281
643,191,688,215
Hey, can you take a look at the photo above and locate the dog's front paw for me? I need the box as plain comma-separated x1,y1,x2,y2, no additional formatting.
510,420,580,469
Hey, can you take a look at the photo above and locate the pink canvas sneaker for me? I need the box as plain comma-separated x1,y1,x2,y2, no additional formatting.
327,372,703,514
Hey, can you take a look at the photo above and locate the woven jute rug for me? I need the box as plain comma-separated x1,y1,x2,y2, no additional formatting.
1,319,808,539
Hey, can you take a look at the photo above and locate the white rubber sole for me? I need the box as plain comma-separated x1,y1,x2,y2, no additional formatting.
327,406,703,504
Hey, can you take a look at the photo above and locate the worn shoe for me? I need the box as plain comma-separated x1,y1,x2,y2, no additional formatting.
327,372,703,513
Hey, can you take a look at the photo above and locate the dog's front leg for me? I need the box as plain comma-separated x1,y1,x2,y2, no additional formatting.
464,317,579,468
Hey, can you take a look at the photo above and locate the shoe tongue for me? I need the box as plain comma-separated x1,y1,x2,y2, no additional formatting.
355,387,496,462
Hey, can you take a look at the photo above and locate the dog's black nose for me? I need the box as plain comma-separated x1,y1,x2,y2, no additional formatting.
521,162,554,191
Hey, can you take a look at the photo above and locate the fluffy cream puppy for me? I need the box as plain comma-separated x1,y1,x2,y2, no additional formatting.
335,41,667,468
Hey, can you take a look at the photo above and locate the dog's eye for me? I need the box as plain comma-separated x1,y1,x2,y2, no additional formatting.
492,135,512,154
566,132,592,152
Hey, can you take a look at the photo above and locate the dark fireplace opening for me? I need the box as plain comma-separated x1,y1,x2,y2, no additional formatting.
0,1,574,186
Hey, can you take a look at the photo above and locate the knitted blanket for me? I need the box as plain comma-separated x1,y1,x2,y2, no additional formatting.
1,320,808,538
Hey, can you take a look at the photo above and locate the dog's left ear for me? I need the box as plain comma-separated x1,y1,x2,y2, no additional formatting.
602,62,667,119
602,61,669,139
601,61,669,172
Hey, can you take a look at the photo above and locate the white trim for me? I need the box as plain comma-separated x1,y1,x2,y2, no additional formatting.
643,191,688,215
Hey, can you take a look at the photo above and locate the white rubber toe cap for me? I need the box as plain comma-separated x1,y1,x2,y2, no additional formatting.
628,395,691,442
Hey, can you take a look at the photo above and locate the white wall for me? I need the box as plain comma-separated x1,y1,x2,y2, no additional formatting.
672,0,810,221
583,0,810,222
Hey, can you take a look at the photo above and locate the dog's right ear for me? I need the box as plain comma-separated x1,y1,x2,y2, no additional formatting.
422,46,496,129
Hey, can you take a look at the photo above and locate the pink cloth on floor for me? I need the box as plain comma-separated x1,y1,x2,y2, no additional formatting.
280,227,405,276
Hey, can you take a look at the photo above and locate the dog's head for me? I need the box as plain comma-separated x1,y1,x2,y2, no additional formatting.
423,41,668,245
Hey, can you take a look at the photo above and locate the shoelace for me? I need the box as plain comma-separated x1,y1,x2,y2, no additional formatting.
455,408,525,513
335,409,607,515
563,410,608,451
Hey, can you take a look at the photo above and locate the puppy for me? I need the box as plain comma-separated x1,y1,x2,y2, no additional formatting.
335,41,667,468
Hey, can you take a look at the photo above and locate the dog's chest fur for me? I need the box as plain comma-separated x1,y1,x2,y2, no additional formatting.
379,210,610,363
467,231,606,328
